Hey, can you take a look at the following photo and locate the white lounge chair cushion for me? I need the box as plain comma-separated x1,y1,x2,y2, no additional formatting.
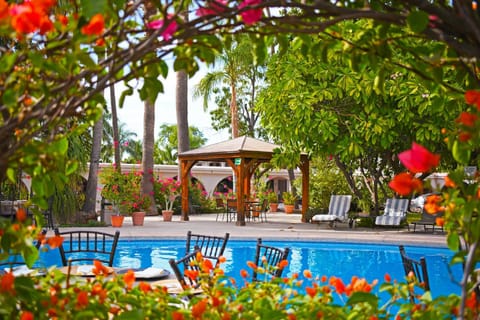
312,214,339,222
375,215,404,226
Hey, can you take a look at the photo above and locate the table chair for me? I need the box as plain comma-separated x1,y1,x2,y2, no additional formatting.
54,228,120,267
399,245,430,302
253,238,290,282
186,230,229,266
169,249,203,292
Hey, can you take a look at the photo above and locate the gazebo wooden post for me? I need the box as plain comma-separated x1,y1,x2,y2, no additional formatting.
180,159,195,221
236,160,246,226
300,155,310,222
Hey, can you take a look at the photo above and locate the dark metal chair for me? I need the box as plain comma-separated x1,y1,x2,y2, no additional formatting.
215,198,226,221
250,199,269,222
169,249,202,291
225,199,237,222
54,228,120,267
253,238,290,282
399,245,430,302
186,230,229,266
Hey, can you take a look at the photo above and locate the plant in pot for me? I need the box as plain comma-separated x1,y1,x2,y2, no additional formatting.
100,166,128,227
282,191,296,214
267,191,279,212
154,177,181,222
118,170,151,226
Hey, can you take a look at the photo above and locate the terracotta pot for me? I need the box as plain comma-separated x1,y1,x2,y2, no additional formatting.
131,211,146,226
284,204,295,214
111,215,124,228
162,210,173,222
269,203,278,212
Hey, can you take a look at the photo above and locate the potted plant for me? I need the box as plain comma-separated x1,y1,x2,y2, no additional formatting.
118,170,151,226
100,166,127,227
267,191,278,212
154,177,181,222
282,191,296,214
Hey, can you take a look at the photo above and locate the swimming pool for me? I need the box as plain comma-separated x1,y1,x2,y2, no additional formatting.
38,239,461,297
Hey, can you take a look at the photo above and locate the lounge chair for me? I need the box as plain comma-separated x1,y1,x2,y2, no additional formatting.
311,195,352,227
374,198,410,228
411,210,444,233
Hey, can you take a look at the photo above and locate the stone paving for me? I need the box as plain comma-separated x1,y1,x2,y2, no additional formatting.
56,212,448,248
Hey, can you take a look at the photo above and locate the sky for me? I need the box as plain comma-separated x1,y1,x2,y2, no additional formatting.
110,65,230,146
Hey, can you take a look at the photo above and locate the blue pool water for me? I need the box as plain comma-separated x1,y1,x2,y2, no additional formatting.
38,240,462,298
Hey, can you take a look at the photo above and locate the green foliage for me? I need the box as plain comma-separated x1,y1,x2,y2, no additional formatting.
282,192,296,205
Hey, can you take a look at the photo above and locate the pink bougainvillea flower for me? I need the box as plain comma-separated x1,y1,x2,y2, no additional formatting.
81,13,105,36
196,0,227,16
398,142,440,173
146,16,178,41
456,111,478,127
388,172,422,196
238,0,263,25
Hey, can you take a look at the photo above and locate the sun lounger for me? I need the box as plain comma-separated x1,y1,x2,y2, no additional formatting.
375,198,410,228
311,195,352,228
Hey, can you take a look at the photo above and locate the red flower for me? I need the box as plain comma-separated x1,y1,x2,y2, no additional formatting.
76,291,89,308
192,299,208,318
19,311,34,320
172,311,185,320
123,270,135,289
0,0,8,20
81,14,105,36
456,111,478,127
240,269,248,278
425,194,444,214
238,0,263,25
465,90,480,109
278,259,288,269
16,207,27,222
0,272,15,293
303,269,312,279
398,142,440,173
47,235,64,249
384,273,391,282
389,172,422,196
306,286,316,298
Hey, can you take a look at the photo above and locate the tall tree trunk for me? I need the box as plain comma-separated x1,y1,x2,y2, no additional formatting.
110,82,121,170
176,70,190,221
82,114,103,216
231,84,239,138
142,99,156,214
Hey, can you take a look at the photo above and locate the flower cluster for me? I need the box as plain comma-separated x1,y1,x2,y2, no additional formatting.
100,166,151,215
154,177,181,211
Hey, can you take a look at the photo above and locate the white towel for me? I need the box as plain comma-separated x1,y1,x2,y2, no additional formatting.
77,265,94,275
134,267,165,278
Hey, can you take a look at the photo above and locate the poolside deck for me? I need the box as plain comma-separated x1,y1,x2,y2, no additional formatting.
56,212,447,248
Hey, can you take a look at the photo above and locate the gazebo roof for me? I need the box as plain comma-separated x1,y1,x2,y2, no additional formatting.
178,136,281,160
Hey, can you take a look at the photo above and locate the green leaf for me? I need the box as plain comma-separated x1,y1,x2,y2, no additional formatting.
6,168,16,183
407,11,429,33
81,0,108,18
0,53,17,73
65,161,78,176
119,86,134,108
447,233,460,251
452,140,471,164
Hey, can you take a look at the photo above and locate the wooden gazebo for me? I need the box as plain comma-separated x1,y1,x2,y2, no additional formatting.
178,136,310,226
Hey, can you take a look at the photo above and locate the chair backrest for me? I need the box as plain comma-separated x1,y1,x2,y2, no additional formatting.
169,250,201,289
226,199,237,210
252,238,290,282
54,228,120,267
0,229,47,270
385,198,410,216
215,198,225,209
186,231,229,265
328,195,352,218
398,245,430,302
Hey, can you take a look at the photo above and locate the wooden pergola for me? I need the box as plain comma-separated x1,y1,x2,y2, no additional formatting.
178,136,310,226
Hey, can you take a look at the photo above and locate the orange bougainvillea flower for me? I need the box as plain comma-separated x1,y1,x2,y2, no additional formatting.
201,259,214,272
138,281,152,293
435,217,445,227
46,235,64,248
278,260,288,269
92,260,111,276
0,0,8,21
425,194,444,214
191,299,208,318
398,143,440,173
172,311,185,320
306,286,316,298
0,272,15,293
184,269,199,281
123,270,135,289
16,207,27,222
444,175,456,188
329,276,346,295
465,90,480,109
81,13,105,36
389,172,422,196
456,111,478,127
76,291,89,308
384,273,391,282
246,261,257,269
240,269,248,278
459,132,472,142
303,270,312,279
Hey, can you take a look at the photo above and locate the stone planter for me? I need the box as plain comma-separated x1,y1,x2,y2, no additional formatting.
284,204,295,214
162,210,173,222
269,203,278,212
131,211,146,226
111,215,125,228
